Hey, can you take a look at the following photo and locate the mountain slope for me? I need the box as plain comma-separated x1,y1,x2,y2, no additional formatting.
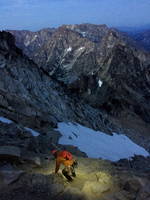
8,28,55,60
9,24,150,125
0,30,150,200
0,30,120,134
128,30,150,51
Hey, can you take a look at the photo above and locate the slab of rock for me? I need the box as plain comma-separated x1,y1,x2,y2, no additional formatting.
23,156,41,167
0,146,41,167
0,146,21,163
59,186,85,200
0,164,24,185
82,181,111,198
21,151,42,167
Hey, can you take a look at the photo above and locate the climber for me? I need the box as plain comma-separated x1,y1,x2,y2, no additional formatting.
51,149,78,182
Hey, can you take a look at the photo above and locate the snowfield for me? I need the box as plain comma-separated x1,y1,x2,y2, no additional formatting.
0,116,13,124
55,122,149,161
0,115,149,160
98,79,103,87
24,127,40,137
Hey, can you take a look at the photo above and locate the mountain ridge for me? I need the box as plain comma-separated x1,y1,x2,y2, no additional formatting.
8,24,150,124
0,25,150,200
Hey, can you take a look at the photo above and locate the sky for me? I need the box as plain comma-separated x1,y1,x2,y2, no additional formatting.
0,0,150,31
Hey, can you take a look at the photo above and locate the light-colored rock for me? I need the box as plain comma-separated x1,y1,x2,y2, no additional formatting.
21,153,41,167
82,181,111,198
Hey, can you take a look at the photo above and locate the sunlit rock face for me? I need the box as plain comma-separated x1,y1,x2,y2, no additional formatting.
9,24,150,124
0,156,150,200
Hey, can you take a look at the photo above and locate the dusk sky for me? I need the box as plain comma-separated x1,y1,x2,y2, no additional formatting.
0,0,150,31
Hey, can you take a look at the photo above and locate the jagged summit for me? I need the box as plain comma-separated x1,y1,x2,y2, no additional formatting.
62,23,109,42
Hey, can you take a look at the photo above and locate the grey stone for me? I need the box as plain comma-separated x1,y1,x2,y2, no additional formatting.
0,146,21,162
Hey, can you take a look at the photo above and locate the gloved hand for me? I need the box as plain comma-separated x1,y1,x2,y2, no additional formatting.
73,160,78,168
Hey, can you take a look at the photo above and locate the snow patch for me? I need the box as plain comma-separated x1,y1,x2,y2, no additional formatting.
33,34,38,39
24,35,38,46
81,32,86,37
55,122,149,162
66,47,72,52
74,29,87,37
24,40,30,47
0,116,13,124
98,79,103,87
78,47,85,51
0,116,40,137
25,127,40,137
31,35,38,43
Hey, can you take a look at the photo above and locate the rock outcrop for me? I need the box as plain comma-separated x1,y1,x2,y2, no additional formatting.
8,28,55,59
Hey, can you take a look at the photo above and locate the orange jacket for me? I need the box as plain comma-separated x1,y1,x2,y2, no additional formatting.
55,151,74,173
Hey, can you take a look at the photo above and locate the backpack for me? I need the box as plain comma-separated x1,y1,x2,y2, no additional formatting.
60,150,73,160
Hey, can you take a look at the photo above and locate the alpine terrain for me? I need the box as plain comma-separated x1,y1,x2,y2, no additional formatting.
0,23,150,200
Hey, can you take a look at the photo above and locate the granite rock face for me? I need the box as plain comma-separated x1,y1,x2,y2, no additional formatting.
8,28,55,60
9,24,150,124
0,30,118,135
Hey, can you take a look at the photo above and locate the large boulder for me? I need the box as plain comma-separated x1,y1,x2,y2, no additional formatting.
0,145,42,167
0,146,21,163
